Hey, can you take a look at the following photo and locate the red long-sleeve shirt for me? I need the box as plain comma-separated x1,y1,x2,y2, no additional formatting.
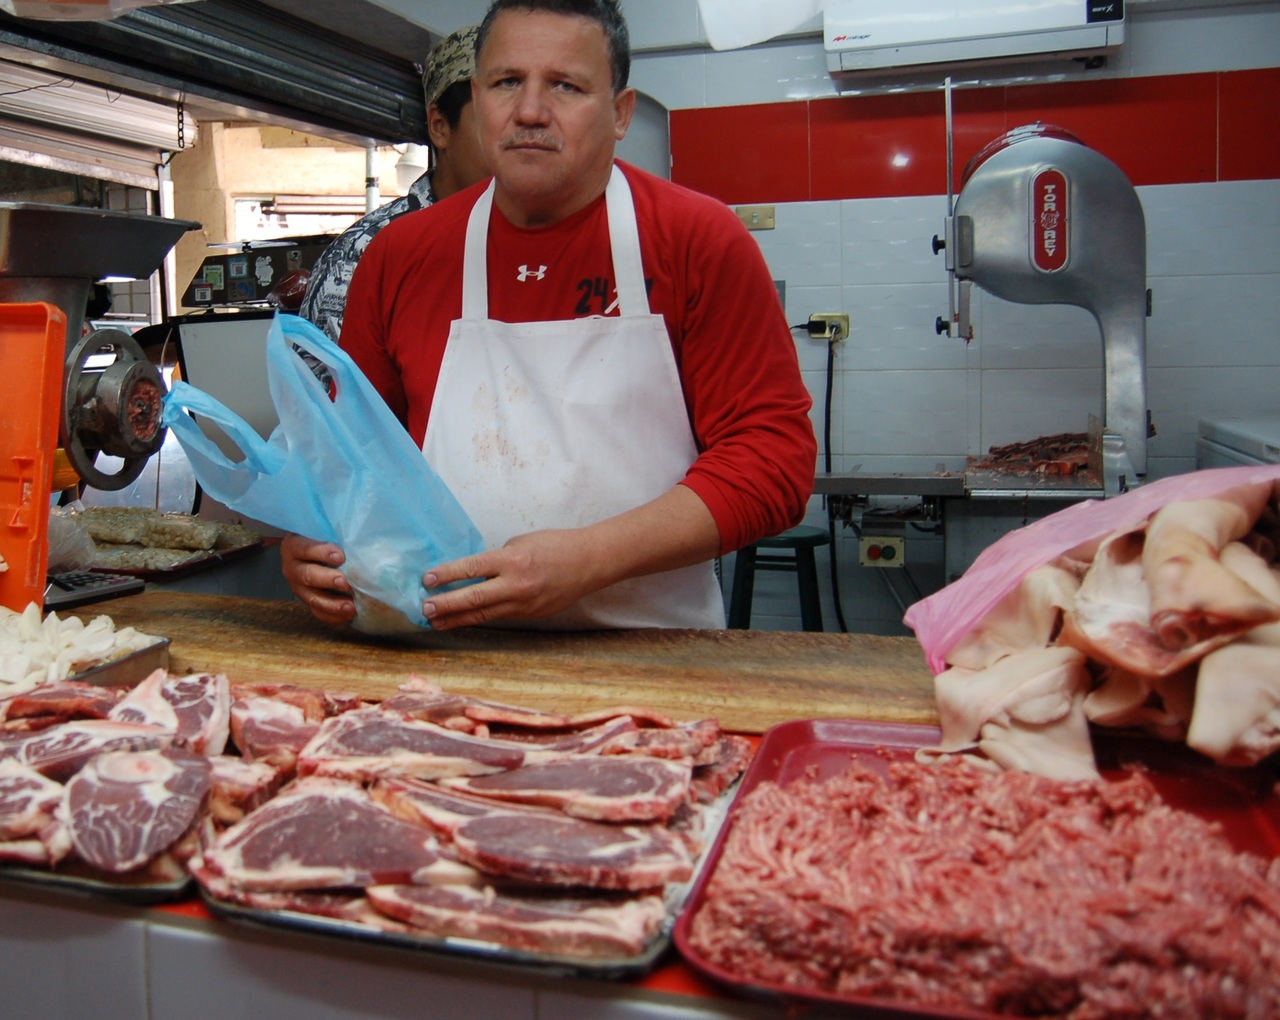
340,161,816,555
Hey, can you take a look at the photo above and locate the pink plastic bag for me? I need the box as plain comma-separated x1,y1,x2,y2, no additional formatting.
904,464,1280,675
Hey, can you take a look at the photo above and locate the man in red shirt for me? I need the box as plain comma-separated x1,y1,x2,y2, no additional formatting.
282,0,815,631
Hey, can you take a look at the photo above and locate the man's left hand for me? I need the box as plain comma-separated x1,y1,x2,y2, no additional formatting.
422,529,601,629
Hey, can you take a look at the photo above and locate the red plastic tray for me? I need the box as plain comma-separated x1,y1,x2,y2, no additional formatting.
672,719,1280,1019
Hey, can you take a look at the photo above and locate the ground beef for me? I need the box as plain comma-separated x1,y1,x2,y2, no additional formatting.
686,757,1280,1019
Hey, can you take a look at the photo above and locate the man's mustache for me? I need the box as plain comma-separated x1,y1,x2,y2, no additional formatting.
500,132,562,151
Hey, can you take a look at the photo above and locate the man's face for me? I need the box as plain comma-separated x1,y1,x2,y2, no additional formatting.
474,8,635,227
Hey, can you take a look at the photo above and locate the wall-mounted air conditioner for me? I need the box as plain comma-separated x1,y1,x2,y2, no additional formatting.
824,1,1125,75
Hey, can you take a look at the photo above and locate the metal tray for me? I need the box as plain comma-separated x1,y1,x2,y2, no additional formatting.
201,783,737,981
0,861,192,905
672,719,1280,1019
69,637,171,687
90,539,264,582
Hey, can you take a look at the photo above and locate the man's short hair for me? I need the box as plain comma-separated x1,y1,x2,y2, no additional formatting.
476,0,630,93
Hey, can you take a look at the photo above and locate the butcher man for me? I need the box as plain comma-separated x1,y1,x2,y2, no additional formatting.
281,0,816,631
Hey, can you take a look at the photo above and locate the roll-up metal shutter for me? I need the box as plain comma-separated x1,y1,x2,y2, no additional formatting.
0,56,184,188
0,115,164,188
0,0,428,146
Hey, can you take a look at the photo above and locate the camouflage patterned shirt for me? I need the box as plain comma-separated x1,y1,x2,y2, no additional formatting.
298,171,437,343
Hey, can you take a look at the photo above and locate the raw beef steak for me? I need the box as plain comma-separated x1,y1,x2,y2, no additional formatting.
107,668,178,731
111,670,231,755
1,681,124,726
479,714,639,752
366,883,668,958
63,746,212,873
206,755,285,826
201,777,468,891
191,859,417,933
380,676,573,731
0,719,172,781
230,695,320,772
372,777,693,891
0,758,64,839
690,735,754,804
0,836,60,865
297,709,586,782
233,682,360,721
439,755,693,822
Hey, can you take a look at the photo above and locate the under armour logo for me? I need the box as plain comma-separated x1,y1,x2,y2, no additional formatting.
517,264,548,282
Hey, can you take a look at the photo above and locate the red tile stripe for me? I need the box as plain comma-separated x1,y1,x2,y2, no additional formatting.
670,68,1280,204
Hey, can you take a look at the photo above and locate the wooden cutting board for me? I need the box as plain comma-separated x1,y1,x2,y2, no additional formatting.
73,591,939,734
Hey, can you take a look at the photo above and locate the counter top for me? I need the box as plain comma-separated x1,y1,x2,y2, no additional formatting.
34,591,941,1019
72,591,939,734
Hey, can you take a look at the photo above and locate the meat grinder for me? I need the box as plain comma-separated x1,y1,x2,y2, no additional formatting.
0,202,198,490
936,123,1149,491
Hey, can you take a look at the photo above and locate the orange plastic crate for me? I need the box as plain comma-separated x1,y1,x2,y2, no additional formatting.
0,302,66,613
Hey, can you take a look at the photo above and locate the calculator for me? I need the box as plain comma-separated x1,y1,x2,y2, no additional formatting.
44,571,146,611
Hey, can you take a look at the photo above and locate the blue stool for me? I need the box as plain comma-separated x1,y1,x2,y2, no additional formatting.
728,525,830,632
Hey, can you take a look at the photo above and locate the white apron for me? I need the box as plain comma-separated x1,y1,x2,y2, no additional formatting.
422,167,726,629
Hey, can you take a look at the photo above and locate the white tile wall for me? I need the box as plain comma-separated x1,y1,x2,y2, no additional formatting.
730,177,1280,634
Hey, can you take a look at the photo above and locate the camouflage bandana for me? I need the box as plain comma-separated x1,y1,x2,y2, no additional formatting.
422,25,479,110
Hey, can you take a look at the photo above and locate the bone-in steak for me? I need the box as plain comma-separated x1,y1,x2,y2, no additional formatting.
200,776,462,891
0,719,172,781
366,883,668,958
381,676,574,730
111,670,231,756
63,746,212,873
0,758,64,840
439,755,693,822
1,681,124,726
296,709,581,782
230,695,320,772
372,776,693,891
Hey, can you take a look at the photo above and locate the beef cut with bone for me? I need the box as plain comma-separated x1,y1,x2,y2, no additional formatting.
1,680,124,725
0,719,172,781
201,776,472,891
438,754,693,822
110,669,231,755
372,776,693,891
63,746,211,873
366,882,668,958
297,708,626,782
0,758,64,840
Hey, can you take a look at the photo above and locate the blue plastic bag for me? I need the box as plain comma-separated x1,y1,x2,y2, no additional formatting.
161,312,485,634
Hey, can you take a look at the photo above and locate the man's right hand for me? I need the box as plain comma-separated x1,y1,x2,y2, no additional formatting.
280,533,357,627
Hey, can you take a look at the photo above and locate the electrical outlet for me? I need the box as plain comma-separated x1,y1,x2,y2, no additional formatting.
808,313,850,341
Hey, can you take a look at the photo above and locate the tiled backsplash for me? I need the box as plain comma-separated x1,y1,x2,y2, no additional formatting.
725,177,1280,635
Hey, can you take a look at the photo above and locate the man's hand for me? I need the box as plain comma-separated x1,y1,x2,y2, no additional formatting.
422,485,721,631
422,529,601,630
280,533,357,627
